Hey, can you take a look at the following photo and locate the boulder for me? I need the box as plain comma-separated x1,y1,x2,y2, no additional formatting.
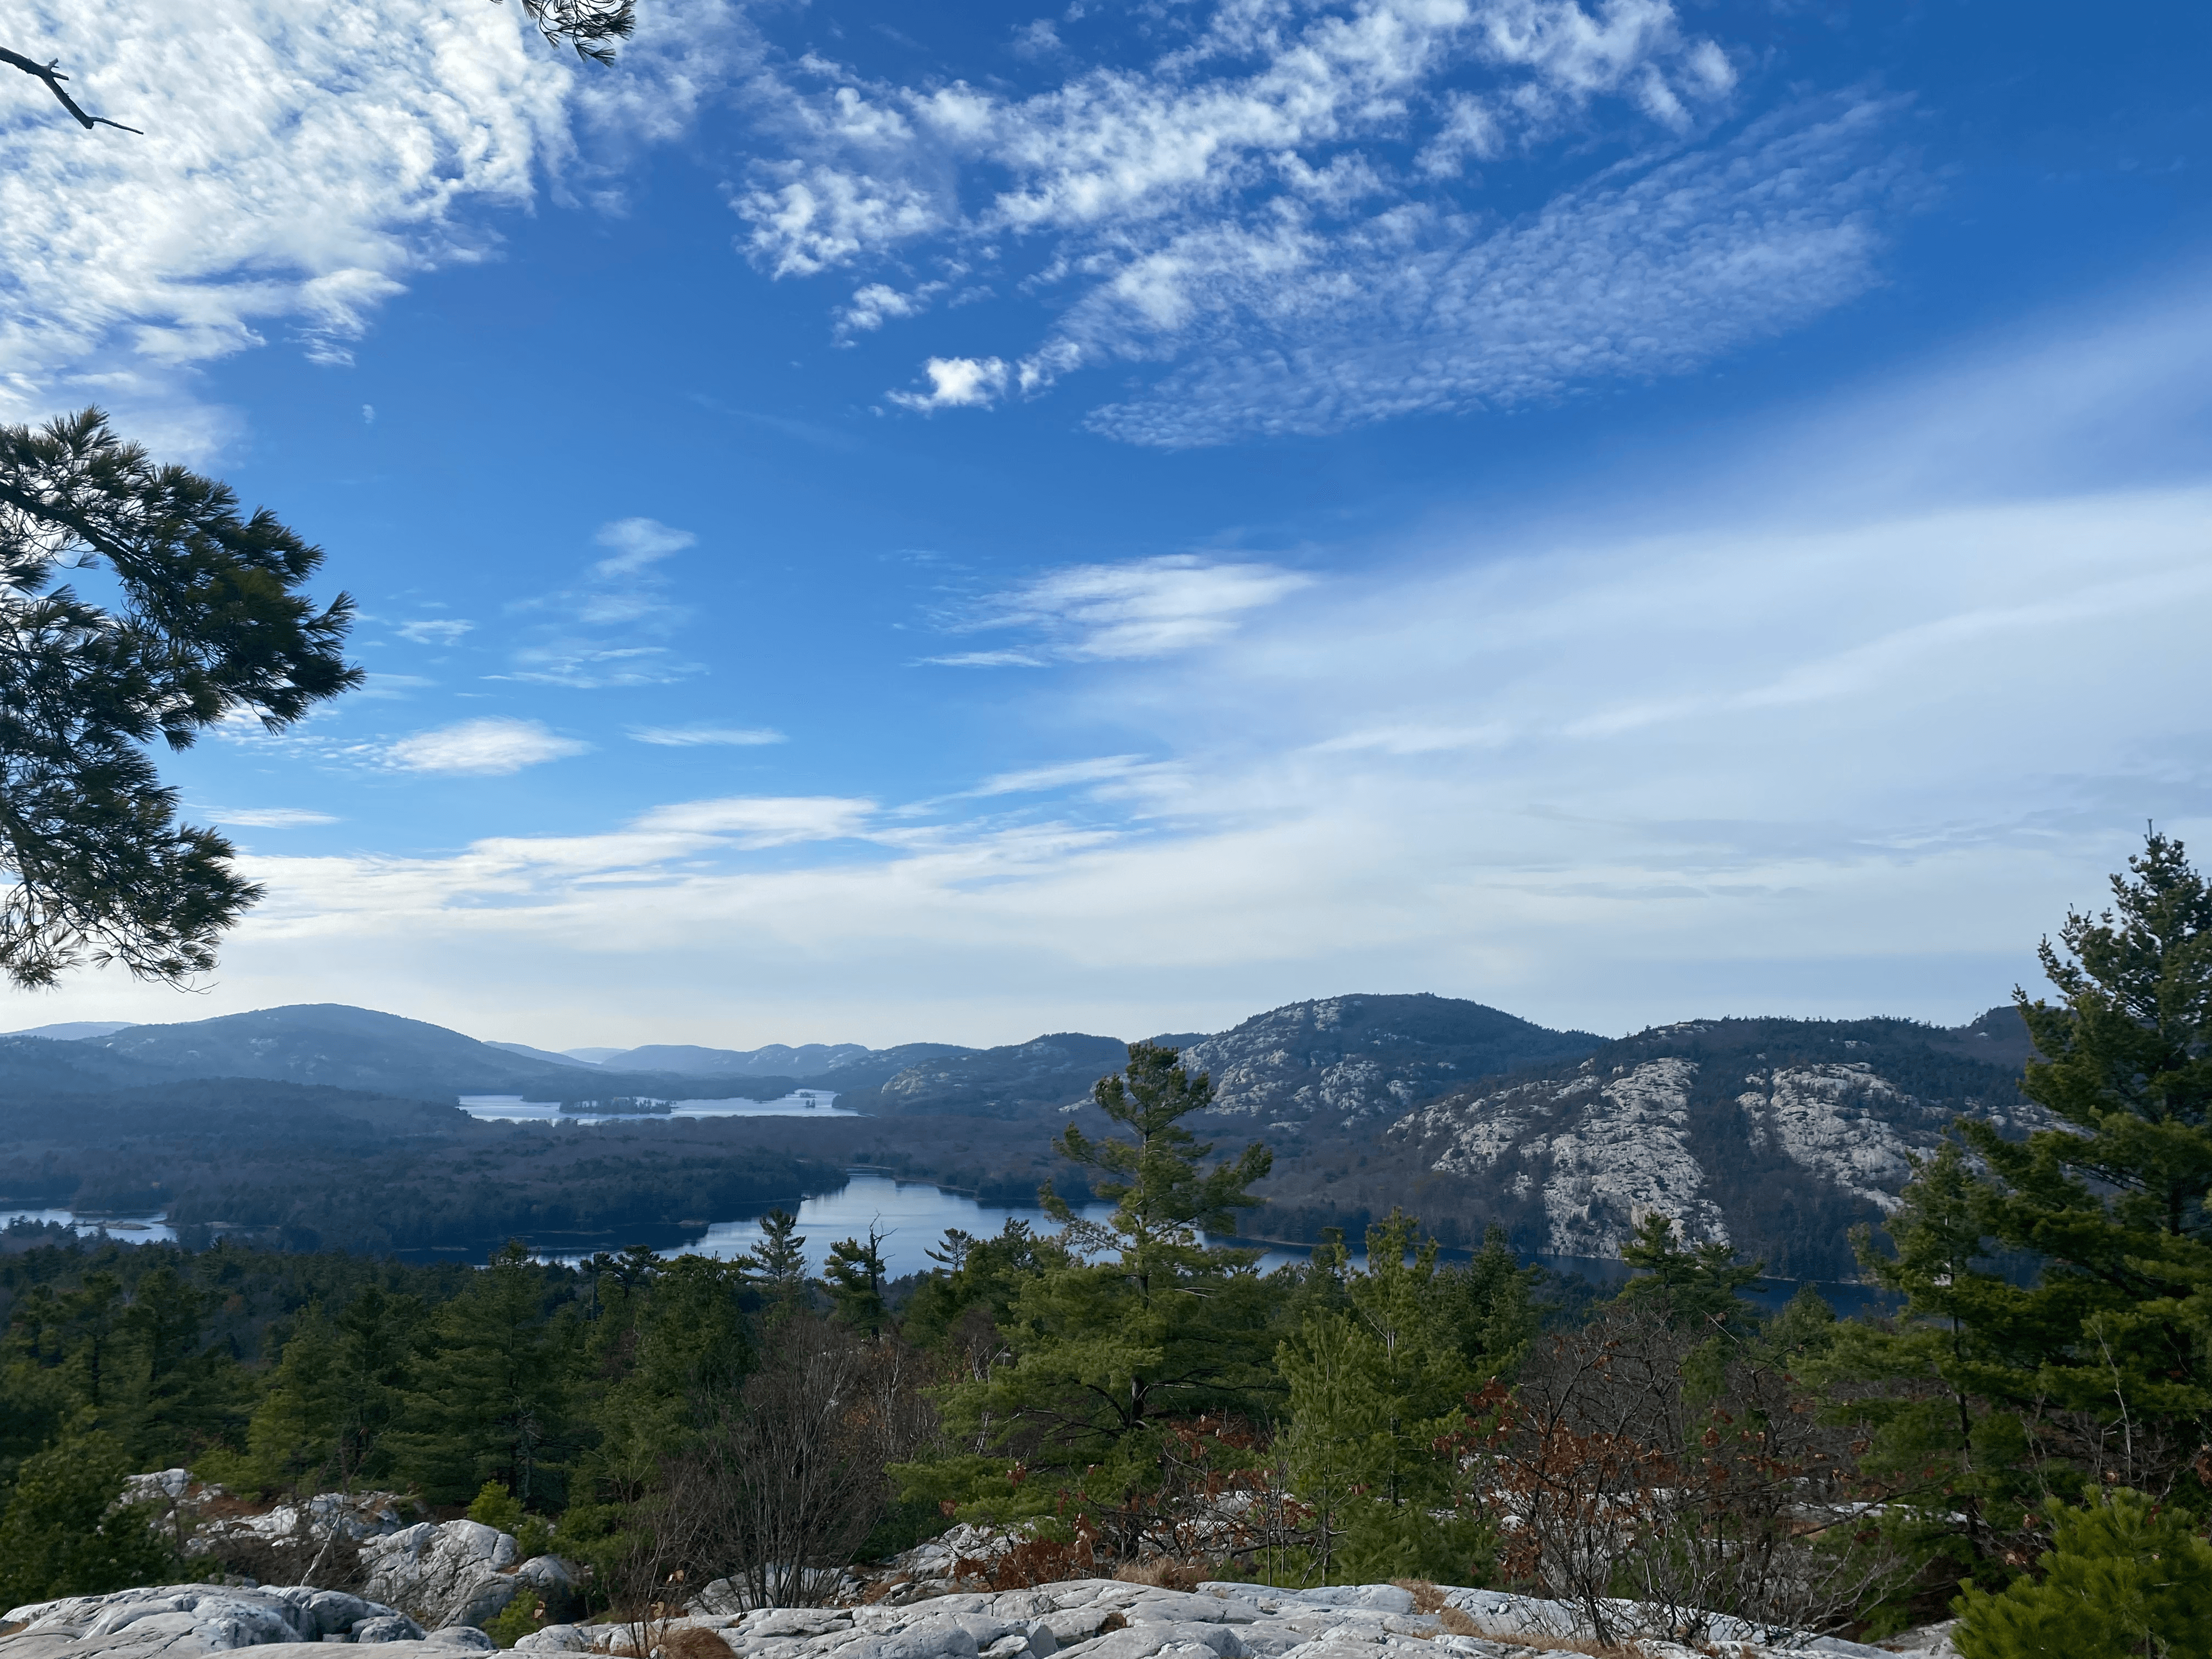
359,1522,521,1630
0,1585,416,1659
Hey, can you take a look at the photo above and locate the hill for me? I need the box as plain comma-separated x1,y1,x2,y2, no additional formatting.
595,1040,873,1078
1181,993,1605,1131
67,1004,803,1103
1253,1009,2043,1279
830,1033,1130,1118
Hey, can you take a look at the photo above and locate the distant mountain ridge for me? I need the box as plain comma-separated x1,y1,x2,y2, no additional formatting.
1177,993,1604,1131
1253,1007,2042,1279
52,1005,806,1104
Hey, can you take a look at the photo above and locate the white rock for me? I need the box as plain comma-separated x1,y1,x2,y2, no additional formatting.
359,1521,523,1630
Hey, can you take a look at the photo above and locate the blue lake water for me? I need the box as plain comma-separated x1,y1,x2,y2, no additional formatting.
2,1175,1895,1318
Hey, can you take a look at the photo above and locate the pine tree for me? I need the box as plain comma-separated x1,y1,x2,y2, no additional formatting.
824,1228,889,1337
0,409,359,988
1278,1210,1489,1582
1955,1489,2212,1659
1817,831,2212,1592
391,1242,577,1508
746,1210,811,1316
0,1433,179,1604
901,1043,1277,1549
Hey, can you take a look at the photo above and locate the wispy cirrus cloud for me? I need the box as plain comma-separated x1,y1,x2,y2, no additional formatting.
193,806,341,828
395,619,475,646
722,0,1919,442
926,555,1313,665
502,517,705,688
629,725,789,747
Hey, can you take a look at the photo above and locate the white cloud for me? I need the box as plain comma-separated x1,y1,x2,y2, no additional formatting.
836,279,946,338
630,725,789,747
592,517,698,577
969,756,1150,795
932,554,1313,663
385,717,591,775
888,355,1010,410
0,0,745,439
716,0,1855,436
195,806,340,827
396,619,475,645
29,289,2206,1047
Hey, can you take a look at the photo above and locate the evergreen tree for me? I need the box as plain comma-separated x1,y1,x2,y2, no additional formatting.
583,1253,751,1497
1955,1489,2212,1659
0,408,359,988
391,1242,577,1508
824,1227,889,1337
902,1043,1276,1547
1613,1212,1764,1334
0,1433,179,1605
1278,1211,1490,1582
746,1210,811,1315
1818,832,2212,1592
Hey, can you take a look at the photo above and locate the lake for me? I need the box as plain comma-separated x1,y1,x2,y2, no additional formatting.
2,1176,1895,1318
522,1173,1900,1316
457,1089,851,1123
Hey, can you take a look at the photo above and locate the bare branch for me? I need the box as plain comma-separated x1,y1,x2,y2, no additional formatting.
1,47,142,134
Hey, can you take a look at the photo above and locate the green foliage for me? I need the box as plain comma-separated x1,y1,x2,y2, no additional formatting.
468,1478,526,1535
1955,1490,2212,1659
746,1209,810,1316
1817,831,2212,1597
1613,1211,1764,1334
824,1228,889,1337
0,407,360,988
581,1252,751,1497
484,1594,550,1650
1278,1211,1504,1584
0,1433,181,1605
389,1241,579,1507
903,1043,1278,1545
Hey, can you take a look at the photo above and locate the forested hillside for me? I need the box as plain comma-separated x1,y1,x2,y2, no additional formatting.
0,837,2204,1657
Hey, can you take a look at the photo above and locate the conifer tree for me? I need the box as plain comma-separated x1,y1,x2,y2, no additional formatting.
1818,831,2212,1586
824,1227,889,1338
0,409,359,988
392,1242,576,1508
902,1043,1275,1547
1278,1210,1490,1582
746,1210,811,1316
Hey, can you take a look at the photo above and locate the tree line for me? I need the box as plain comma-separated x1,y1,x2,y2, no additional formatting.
1,834,2208,1657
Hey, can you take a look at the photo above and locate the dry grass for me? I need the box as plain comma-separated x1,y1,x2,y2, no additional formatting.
659,1629,738,1659
1395,1581,1450,1615
1113,1559,1211,1590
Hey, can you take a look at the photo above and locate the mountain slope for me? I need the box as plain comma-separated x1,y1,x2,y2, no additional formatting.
73,1005,802,1103
832,1033,1129,1119
1179,994,1604,1131
599,1041,872,1078
1253,1012,2043,1279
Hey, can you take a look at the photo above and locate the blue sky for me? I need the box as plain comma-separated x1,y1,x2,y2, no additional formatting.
1,0,2206,1050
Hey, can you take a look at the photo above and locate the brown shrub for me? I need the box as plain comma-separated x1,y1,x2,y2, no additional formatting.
660,1629,738,1659
1433,1608,1480,1637
1394,1581,1449,1615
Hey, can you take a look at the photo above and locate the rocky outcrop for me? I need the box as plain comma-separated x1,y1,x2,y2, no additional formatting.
121,1471,410,1556
509,1578,1948,1659
1375,1016,2046,1277
361,1519,569,1630
0,1583,467,1659
1177,997,1598,1132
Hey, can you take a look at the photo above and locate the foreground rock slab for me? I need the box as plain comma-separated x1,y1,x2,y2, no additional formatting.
520,1579,1948,1659
0,1584,491,1659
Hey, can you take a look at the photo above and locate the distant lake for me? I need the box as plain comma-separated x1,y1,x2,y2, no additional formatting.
522,1173,1900,1317
2,1207,177,1243
2,1177,1896,1319
457,1089,851,1124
